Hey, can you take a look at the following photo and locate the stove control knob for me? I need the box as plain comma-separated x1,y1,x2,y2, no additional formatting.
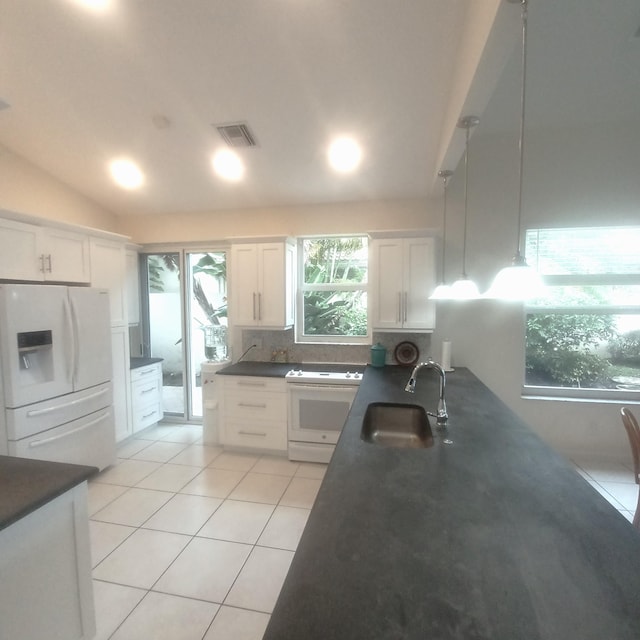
353,372,360,379
297,370,303,376
345,372,352,378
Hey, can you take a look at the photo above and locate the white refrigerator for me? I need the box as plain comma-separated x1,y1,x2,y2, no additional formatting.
0,284,115,470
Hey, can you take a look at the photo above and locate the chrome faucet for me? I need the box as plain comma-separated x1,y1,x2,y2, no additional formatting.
404,359,448,425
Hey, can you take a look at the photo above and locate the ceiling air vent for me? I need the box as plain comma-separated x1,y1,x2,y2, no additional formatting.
214,122,257,148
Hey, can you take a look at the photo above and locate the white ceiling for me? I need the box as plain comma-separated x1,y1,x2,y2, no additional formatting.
0,0,475,216
1,0,638,218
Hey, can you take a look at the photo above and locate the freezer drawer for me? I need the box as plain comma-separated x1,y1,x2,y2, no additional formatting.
5,382,112,440
8,407,116,471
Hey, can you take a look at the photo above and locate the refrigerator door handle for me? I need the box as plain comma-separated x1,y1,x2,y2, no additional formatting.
62,295,76,384
28,410,110,448
26,387,110,417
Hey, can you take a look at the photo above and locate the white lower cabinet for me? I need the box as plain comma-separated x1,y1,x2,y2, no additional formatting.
219,376,287,452
111,326,132,443
130,362,163,433
0,483,95,640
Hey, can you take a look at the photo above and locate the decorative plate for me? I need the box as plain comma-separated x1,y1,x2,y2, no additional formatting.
394,341,419,366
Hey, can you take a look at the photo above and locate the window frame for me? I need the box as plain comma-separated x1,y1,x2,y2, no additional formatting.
295,235,370,345
522,226,640,401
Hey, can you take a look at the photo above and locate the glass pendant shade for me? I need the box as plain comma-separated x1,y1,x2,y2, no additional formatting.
430,283,453,300
485,255,544,301
449,278,480,300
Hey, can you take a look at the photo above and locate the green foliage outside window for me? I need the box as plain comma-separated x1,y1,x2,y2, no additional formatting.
302,237,368,337
525,314,615,387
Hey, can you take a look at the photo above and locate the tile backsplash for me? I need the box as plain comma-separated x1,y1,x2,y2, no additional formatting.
240,329,432,366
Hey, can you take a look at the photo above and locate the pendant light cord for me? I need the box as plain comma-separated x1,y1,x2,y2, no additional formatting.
442,174,449,281
437,169,452,284
462,125,470,278
514,0,528,263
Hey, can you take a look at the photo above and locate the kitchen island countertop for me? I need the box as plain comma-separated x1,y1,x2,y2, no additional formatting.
264,365,640,640
0,455,96,531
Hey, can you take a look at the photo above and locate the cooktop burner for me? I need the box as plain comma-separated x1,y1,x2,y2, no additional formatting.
285,369,363,385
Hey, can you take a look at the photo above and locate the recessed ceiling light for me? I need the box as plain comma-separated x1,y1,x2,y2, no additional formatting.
109,158,144,190
71,0,112,12
328,136,362,173
212,149,245,182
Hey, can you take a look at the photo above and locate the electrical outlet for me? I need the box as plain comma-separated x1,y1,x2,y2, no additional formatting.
253,337,263,349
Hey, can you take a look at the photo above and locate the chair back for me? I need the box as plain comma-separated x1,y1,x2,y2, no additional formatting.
621,407,640,485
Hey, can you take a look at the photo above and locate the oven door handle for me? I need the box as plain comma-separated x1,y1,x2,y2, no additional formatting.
288,384,358,392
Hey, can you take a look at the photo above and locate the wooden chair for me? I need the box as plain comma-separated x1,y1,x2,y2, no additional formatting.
621,407,640,529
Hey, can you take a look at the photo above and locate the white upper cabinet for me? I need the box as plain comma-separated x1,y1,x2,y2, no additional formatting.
89,237,126,327
0,217,90,283
370,236,436,331
230,240,295,328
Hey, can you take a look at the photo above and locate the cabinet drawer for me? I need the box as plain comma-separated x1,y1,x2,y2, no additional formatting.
223,420,287,451
132,402,163,432
131,363,162,383
223,391,286,423
131,376,162,410
222,376,284,394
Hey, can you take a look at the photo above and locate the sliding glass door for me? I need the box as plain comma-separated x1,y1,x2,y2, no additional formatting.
143,249,227,421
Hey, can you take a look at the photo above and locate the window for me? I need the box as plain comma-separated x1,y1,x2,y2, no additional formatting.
524,226,640,399
296,236,369,344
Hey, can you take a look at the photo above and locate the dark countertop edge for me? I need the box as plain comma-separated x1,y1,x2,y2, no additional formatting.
130,356,164,369
216,360,367,377
0,456,97,532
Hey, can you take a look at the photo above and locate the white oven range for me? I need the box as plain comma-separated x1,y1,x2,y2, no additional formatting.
286,368,362,463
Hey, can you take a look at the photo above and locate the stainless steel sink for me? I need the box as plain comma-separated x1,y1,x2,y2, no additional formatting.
361,402,434,449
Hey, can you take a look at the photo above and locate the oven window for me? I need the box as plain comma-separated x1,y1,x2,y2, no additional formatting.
299,398,352,432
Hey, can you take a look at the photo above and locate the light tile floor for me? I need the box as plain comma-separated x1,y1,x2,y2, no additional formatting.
88,422,326,640
89,421,639,639
571,456,638,524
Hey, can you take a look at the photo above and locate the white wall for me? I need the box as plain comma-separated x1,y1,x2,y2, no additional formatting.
0,144,119,231
431,120,640,462
116,198,440,244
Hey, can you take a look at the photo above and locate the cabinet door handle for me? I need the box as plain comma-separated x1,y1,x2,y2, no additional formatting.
238,402,267,409
403,291,408,323
39,254,46,273
142,410,158,419
141,386,155,394
252,292,257,320
238,430,267,437
46,254,52,273
237,381,266,387
397,292,402,323
258,292,262,321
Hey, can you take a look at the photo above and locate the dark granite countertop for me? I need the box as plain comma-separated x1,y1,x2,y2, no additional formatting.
0,456,97,532
130,356,164,370
264,365,640,640
216,361,366,378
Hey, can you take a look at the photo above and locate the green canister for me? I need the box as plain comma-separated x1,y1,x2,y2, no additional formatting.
370,342,386,367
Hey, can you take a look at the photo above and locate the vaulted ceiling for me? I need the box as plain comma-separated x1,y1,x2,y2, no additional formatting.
1,0,638,218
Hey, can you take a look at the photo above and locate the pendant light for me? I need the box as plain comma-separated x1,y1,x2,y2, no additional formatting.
485,0,544,300
430,169,454,300
449,115,480,300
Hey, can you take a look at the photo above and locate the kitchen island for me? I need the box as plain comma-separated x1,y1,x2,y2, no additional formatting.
0,456,96,640
264,366,640,640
